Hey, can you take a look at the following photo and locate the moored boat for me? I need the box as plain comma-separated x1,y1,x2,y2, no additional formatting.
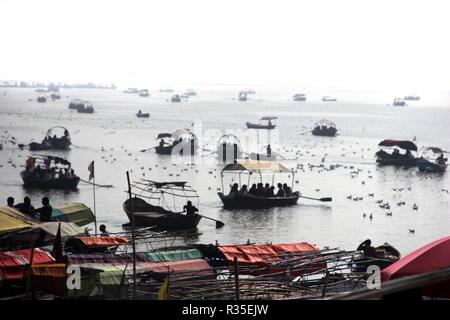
312,119,338,137
350,242,401,273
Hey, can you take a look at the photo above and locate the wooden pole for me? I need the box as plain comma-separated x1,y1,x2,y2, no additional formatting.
233,257,240,300
25,243,35,299
126,171,137,300
92,161,97,235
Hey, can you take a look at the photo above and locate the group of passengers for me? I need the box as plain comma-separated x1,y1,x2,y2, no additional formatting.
229,182,293,198
6,196,53,222
24,164,77,181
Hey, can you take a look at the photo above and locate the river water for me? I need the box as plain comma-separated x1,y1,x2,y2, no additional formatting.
1,86,449,256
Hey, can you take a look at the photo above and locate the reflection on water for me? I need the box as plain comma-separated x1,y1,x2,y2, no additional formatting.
0,87,449,256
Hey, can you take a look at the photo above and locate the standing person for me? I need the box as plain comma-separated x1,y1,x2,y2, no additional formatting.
36,197,53,222
266,144,272,158
14,196,36,218
183,201,199,216
7,197,14,207
99,224,110,237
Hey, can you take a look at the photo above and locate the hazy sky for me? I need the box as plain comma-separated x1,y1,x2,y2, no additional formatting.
1,0,449,90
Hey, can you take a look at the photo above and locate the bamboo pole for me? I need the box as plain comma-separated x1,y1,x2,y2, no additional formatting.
126,171,137,300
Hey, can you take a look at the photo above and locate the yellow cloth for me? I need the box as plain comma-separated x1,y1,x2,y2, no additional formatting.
158,277,170,300
0,206,35,235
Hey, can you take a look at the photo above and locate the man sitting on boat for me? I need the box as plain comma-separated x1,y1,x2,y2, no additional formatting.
437,153,448,165
183,201,199,216
276,183,286,197
283,183,293,197
36,197,53,222
99,224,110,237
14,196,36,218
357,239,377,258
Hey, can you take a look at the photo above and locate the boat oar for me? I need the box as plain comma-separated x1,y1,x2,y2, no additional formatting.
199,215,225,228
80,178,114,188
299,195,332,202
140,147,155,152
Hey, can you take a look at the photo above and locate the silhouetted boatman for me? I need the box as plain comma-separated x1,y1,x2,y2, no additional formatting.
14,196,36,218
357,239,377,258
183,201,198,216
36,197,53,222
7,197,14,207
267,144,272,157
99,224,110,237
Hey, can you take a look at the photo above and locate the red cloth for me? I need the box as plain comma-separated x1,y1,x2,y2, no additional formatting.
77,236,128,248
381,236,450,298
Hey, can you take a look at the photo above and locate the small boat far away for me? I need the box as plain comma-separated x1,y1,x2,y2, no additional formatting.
293,93,306,101
246,116,277,129
393,98,406,106
155,129,198,156
136,110,150,118
322,96,337,102
171,94,182,103
29,126,71,151
404,94,420,101
238,91,248,101
37,96,47,103
312,119,338,137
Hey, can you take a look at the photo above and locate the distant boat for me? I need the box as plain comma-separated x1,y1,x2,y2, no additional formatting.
123,88,139,94
136,110,150,118
312,119,337,137
139,89,149,97
37,96,47,103
171,94,182,103
246,116,277,130
50,93,61,99
77,104,95,113
293,93,306,101
238,91,248,101
393,98,406,106
404,95,420,101
322,96,337,102
160,88,174,93
184,89,197,96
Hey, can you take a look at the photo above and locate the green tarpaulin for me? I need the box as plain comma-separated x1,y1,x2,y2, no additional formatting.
145,248,203,262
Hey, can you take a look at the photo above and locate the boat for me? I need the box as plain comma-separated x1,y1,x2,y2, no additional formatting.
246,116,277,129
293,93,306,101
216,134,243,163
139,89,149,97
29,126,71,151
37,96,47,103
123,180,202,230
393,98,406,106
184,89,197,96
123,88,139,94
238,92,248,101
68,99,94,113
375,139,419,166
248,152,277,161
159,88,174,92
50,93,61,99
312,119,338,137
171,94,182,102
404,95,420,101
77,104,95,113
136,110,150,118
351,243,401,273
322,96,337,102
20,155,80,189
155,129,198,156
218,160,300,209
417,158,447,173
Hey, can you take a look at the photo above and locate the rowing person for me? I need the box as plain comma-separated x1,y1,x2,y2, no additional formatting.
183,201,198,216
357,239,377,258
437,153,447,165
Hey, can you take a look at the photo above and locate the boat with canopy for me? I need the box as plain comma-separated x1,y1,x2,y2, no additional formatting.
393,98,406,106
20,155,80,189
123,180,202,230
246,116,277,130
311,119,338,137
293,93,306,101
29,126,71,151
375,139,419,166
155,129,198,156
217,160,300,208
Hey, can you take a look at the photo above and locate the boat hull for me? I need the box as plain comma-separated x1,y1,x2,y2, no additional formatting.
376,150,418,167
312,127,337,137
21,175,80,189
123,198,202,230
417,159,447,173
245,122,276,130
218,192,299,209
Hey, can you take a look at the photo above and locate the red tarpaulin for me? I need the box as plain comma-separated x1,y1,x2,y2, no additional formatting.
381,236,450,298
218,242,323,276
77,236,128,248
0,248,55,282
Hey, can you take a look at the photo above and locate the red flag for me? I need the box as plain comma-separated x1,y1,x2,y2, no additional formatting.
88,161,95,181
51,223,63,262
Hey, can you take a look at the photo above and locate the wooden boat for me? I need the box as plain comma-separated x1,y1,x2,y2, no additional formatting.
171,94,182,102
184,89,197,96
50,93,61,99
246,116,277,129
139,89,149,97
218,160,299,209
136,110,150,118
21,155,80,189
393,98,406,106
123,181,201,231
77,105,94,113
417,158,447,173
376,140,418,167
37,96,47,103
322,96,337,102
29,126,71,151
404,95,420,101
248,153,277,161
293,94,306,101
238,92,248,101
312,119,337,137
155,130,197,156
218,192,299,208
351,243,400,272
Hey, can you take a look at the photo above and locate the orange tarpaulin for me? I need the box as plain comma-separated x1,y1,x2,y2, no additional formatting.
77,236,128,248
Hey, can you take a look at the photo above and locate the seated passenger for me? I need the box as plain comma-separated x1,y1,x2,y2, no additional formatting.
265,186,275,197
58,168,64,179
239,185,248,194
357,239,377,258
64,169,72,179
228,183,239,196
14,196,36,219
256,183,264,196
283,183,293,197
263,183,270,194
248,184,257,195
276,183,286,197
437,153,447,165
